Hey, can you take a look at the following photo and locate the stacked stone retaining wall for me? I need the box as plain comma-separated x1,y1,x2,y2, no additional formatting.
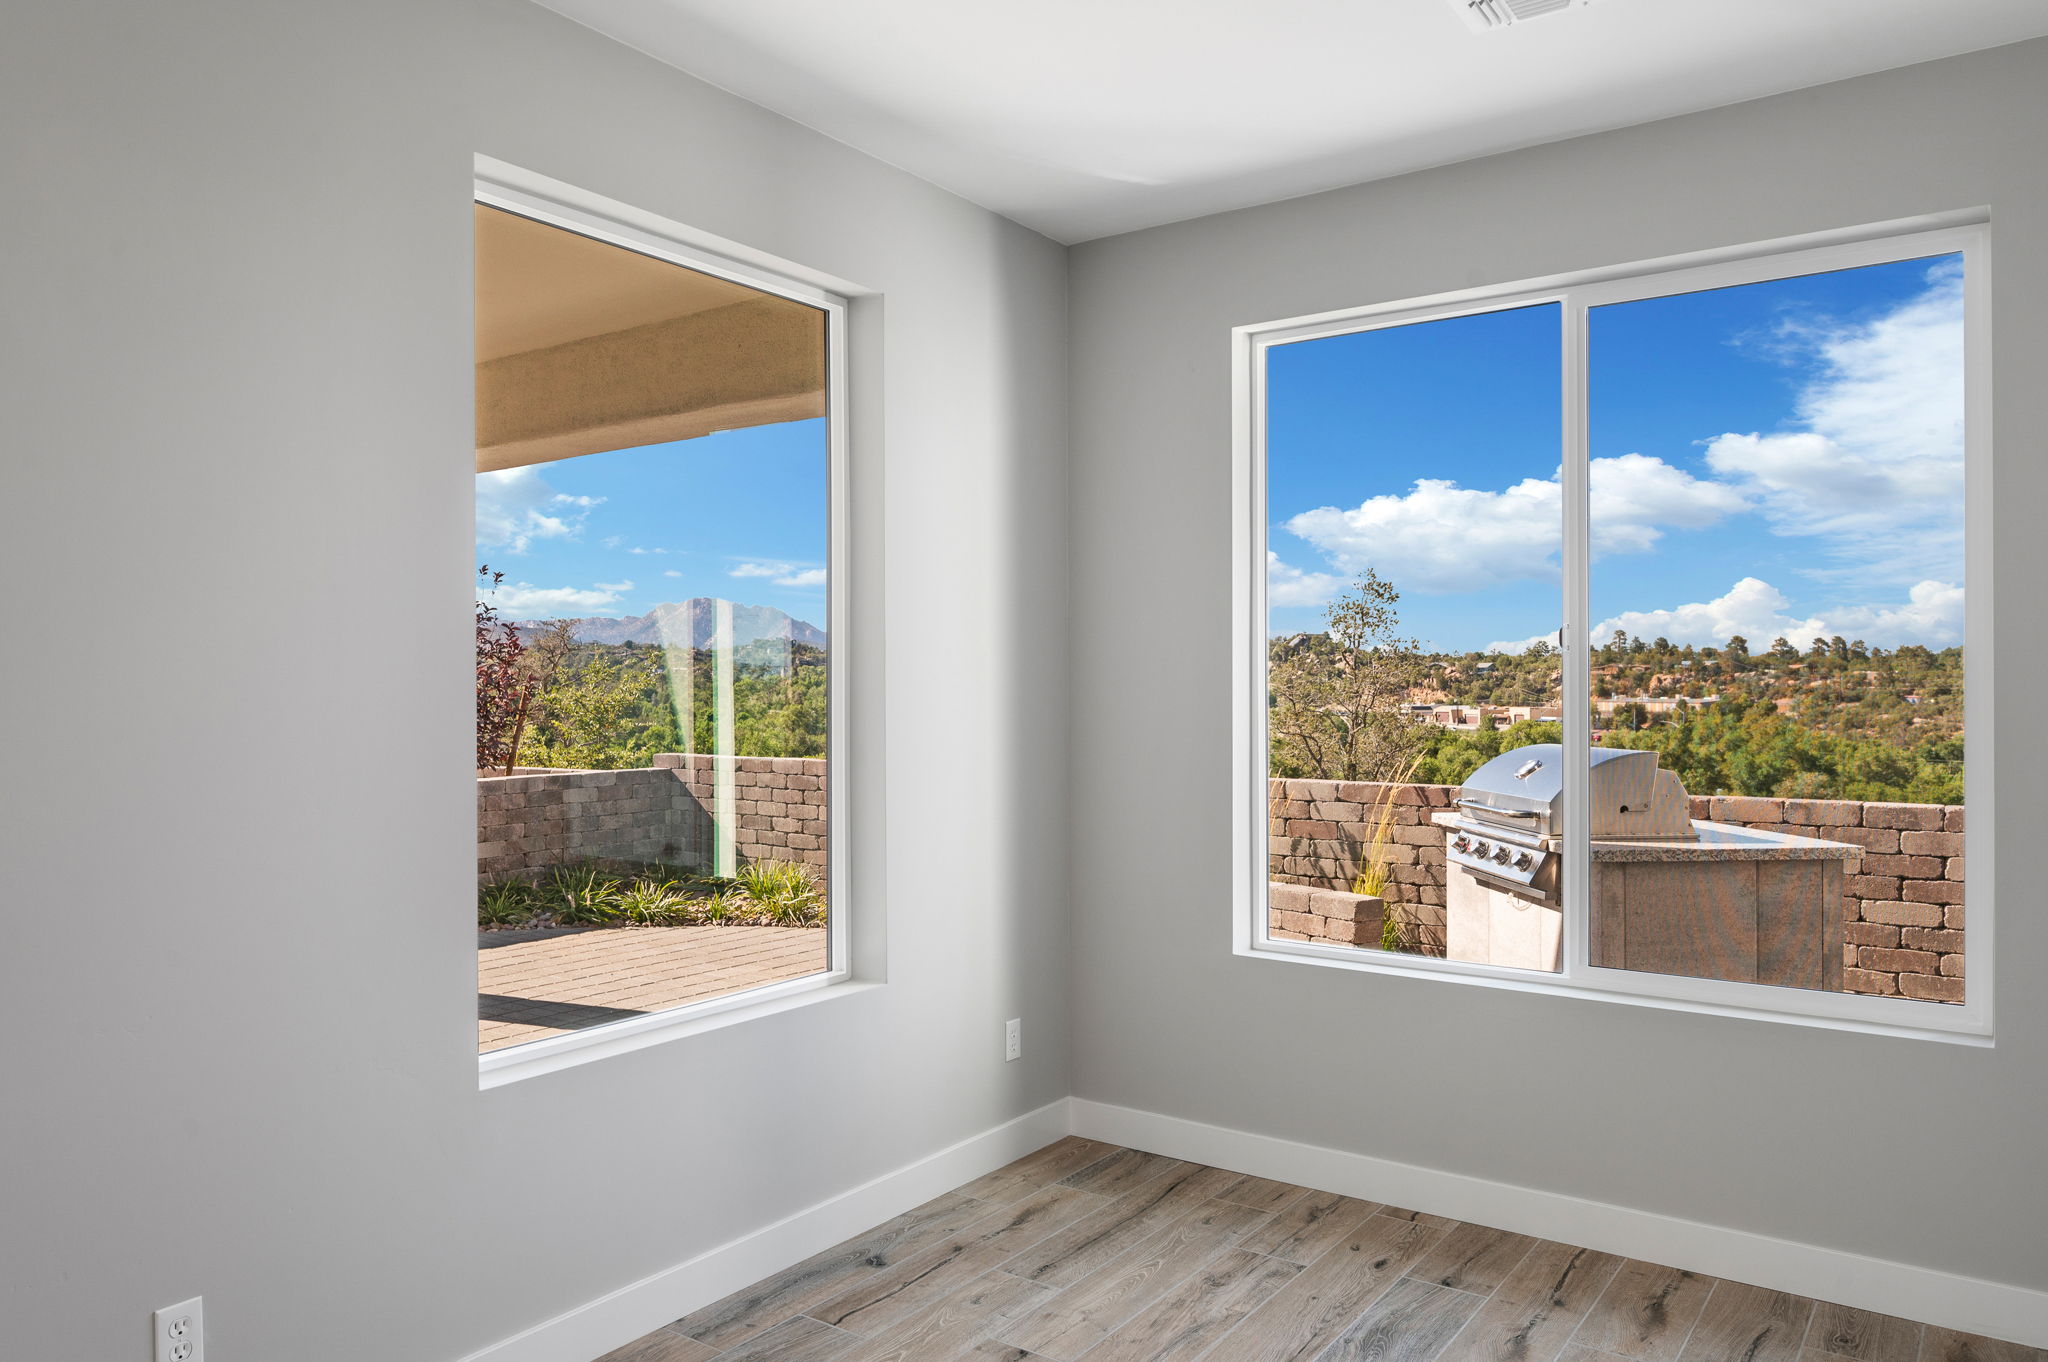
1268,778,1964,1002
478,755,827,881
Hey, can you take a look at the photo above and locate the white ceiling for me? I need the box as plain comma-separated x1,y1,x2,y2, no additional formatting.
532,0,2048,243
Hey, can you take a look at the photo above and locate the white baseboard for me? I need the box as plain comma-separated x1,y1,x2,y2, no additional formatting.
1070,1098,2048,1350
458,1098,1075,1362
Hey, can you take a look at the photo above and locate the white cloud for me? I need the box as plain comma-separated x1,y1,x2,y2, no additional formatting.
1286,454,1745,594
1703,260,1964,580
1267,552,1344,609
731,560,827,589
1486,576,1964,653
475,467,603,554
593,579,634,592
481,580,628,618
627,546,668,555
1815,580,1966,648
663,569,683,578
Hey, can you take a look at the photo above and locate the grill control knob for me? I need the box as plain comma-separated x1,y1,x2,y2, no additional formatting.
1513,851,1534,870
1470,840,1488,858
1492,846,1513,865
1452,835,1470,853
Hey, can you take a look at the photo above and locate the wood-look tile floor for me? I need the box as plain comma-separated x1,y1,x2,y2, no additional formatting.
592,1139,2044,1362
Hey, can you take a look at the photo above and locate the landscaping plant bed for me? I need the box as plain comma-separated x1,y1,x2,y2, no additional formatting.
478,858,826,931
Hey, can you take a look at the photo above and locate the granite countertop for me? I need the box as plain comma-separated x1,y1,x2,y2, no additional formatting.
1429,811,1863,863
1590,819,1863,863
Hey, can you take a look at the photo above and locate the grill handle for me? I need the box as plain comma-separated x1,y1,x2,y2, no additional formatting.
1454,798,1539,819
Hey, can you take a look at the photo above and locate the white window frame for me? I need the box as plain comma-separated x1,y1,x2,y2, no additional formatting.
475,158,858,1085
1233,211,1993,1044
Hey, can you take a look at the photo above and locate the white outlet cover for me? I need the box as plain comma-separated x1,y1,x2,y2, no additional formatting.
154,1296,204,1362
1005,1018,1022,1061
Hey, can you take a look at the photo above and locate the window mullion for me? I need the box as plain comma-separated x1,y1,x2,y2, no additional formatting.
1560,295,1593,986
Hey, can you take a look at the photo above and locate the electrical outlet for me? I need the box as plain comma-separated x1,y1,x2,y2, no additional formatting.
1004,1018,1022,1062
154,1297,203,1362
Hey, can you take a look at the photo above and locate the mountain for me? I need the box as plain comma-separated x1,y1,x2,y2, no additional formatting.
514,599,826,650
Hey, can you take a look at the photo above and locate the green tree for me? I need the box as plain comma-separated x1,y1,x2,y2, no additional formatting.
1268,570,1427,781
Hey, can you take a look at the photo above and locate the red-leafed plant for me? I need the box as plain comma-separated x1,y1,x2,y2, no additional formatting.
477,566,538,775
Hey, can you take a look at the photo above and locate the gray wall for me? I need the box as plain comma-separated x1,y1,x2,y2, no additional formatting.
1068,41,2048,1294
0,2,1068,1359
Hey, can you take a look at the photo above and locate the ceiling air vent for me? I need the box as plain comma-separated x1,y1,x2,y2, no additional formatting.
1462,0,1587,30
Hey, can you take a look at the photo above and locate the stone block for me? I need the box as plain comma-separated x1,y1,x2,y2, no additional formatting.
1269,883,1313,913
1901,831,1964,857
1270,910,1317,935
1945,858,1966,882
1312,802,1363,822
1859,947,1938,975
1940,955,1965,977
1901,927,1964,954
1945,806,1966,832
1864,900,1944,927
1843,967,1900,996
1861,802,1946,830
1844,922,1899,948
1308,890,1380,922
1391,823,1443,846
1845,875,1901,901
1783,799,1860,827
1861,854,1940,878
1899,973,1965,1003
1832,826,1900,854
1289,820,1339,840
1712,796,1785,824
1312,918,1380,946
1270,927,1311,942
1901,879,1964,904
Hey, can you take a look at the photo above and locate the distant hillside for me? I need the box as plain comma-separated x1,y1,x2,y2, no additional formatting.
514,599,826,650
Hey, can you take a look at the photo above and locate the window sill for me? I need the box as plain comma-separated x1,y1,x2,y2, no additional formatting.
1238,937,1991,1048
479,969,866,1089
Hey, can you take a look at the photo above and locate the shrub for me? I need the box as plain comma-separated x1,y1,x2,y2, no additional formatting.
475,859,828,929
733,859,824,925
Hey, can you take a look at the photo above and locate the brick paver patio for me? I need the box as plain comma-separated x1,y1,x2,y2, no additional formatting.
478,924,830,1053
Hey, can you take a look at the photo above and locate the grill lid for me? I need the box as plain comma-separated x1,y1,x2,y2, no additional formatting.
1456,744,1660,819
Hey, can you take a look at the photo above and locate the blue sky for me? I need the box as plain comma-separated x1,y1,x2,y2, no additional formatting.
1266,254,1965,654
476,417,828,629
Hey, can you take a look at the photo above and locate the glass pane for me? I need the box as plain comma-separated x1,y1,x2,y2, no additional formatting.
1586,255,1965,1001
1265,303,1564,972
474,205,832,1053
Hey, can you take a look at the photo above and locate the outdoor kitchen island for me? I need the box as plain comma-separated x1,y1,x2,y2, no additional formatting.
1431,746,1865,990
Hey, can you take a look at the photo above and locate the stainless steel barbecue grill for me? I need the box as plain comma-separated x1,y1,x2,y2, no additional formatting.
1437,742,1863,983
1445,744,1693,902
